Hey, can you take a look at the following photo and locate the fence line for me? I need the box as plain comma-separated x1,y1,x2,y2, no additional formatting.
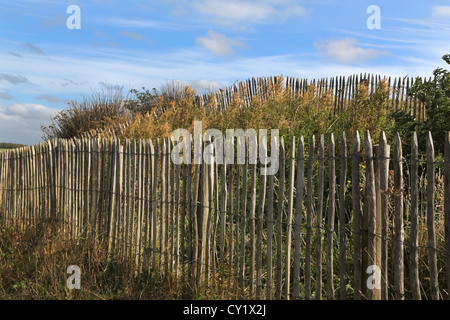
195,74,430,121
69,74,430,143
1,130,449,300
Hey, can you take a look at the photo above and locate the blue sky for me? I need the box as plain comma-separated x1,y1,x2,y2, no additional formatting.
0,0,449,144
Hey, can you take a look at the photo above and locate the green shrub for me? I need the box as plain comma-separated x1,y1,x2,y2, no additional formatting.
385,54,450,161
406,54,450,154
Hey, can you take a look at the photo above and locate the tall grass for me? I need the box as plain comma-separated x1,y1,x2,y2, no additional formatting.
41,85,131,140
120,77,391,148
0,220,179,299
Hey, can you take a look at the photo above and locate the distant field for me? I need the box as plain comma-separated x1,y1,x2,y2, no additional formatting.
0,143,26,150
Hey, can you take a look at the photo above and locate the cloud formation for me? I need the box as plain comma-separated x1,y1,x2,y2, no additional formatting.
0,91,14,100
196,30,244,57
315,38,388,64
119,30,145,41
35,95,61,103
0,73,29,84
431,6,450,18
21,42,46,55
0,103,59,144
192,0,310,25
8,52,23,58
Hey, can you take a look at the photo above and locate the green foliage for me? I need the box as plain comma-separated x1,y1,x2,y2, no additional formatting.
406,54,450,154
125,80,194,117
385,110,426,155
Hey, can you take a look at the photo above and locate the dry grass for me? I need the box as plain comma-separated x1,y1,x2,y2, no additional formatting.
41,85,132,140
0,219,255,300
120,77,391,149
0,220,180,299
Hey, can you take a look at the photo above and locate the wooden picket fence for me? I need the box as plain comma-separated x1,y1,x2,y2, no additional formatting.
0,130,449,300
196,74,430,121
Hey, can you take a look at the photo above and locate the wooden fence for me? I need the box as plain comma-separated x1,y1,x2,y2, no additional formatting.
0,130,449,300
196,74,431,121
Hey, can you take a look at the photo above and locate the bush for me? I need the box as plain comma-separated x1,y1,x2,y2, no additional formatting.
125,80,195,118
41,85,132,140
407,54,450,154
386,54,450,160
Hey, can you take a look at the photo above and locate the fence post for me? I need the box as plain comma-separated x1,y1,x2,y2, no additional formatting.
227,159,234,293
219,137,228,289
361,131,379,300
266,143,274,300
136,140,144,273
160,139,167,273
305,135,315,300
165,139,171,278
315,134,324,300
285,136,296,299
393,133,404,300
256,135,268,299
234,141,241,297
352,131,362,300
275,137,285,300
444,131,450,300
326,133,336,300
107,139,118,258
426,132,439,300
239,138,247,298
410,132,421,300
292,136,305,300
379,132,391,300
339,132,347,300
248,136,257,298
200,138,211,289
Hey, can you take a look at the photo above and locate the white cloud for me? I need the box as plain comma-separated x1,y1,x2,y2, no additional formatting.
0,103,59,144
196,30,244,57
5,103,57,121
99,17,183,30
188,79,225,92
119,30,145,41
314,38,388,64
431,6,450,18
192,0,310,25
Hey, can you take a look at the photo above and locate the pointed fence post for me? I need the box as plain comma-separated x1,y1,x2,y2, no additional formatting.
427,132,439,300
410,132,421,300
444,132,450,300
393,133,405,300
352,131,362,300
326,133,336,300
292,136,305,299
379,132,391,300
